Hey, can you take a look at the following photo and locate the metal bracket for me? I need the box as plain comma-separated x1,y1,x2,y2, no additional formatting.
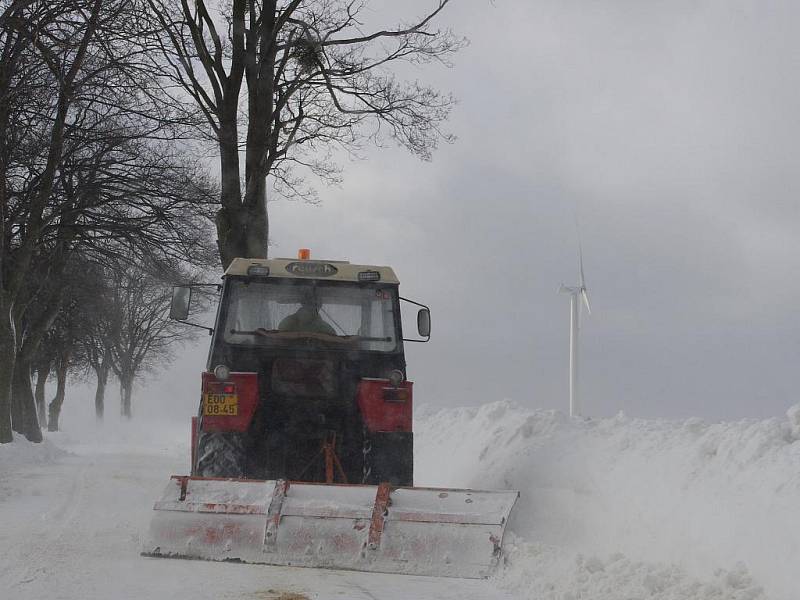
263,479,289,552
367,482,392,550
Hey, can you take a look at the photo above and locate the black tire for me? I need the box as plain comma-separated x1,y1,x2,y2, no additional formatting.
195,431,247,478
362,431,413,486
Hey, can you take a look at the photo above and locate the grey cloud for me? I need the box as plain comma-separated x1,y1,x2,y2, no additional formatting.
161,0,800,421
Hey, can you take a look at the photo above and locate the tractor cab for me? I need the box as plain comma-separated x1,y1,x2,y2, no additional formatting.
169,253,431,486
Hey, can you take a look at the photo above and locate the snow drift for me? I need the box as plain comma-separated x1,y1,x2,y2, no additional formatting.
0,432,65,469
415,401,800,599
3,400,797,599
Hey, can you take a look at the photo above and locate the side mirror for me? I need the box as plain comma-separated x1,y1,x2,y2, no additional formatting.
400,296,431,343
169,286,192,321
417,308,431,338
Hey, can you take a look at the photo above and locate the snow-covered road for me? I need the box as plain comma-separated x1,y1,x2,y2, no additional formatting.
2,400,799,599
0,432,512,600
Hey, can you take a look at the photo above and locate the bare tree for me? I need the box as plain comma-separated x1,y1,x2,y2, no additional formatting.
79,305,114,421
32,348,52,426
10,254,71,437
0,0,218,442
0,0,123,442
147,0,464,267
45,295,82,432
107,267,193,419
55,258,113,421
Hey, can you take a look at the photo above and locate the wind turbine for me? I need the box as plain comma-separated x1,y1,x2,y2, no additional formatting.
559,246,591,417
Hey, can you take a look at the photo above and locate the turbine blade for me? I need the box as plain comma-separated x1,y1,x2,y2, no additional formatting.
581,288,591,315
578,243,586,290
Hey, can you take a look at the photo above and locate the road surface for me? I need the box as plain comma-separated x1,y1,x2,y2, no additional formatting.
0,434,514,600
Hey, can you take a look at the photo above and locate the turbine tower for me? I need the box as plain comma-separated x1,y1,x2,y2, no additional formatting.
559,246,591,417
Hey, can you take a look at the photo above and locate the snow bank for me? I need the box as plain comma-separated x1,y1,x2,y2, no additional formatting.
501,540,766,600
0,409,188,475
415,401,800,600
0,432,65,469
0,433,66,506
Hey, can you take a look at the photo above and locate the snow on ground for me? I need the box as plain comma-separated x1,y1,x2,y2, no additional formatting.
416,401,800,600
1,399,797,599
0,432,66,508
0,410,512,600
0,432,65,467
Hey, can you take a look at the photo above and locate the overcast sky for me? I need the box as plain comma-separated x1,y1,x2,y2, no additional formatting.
149,0,800,423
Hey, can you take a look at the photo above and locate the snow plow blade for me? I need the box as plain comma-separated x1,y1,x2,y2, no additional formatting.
143,476,519,579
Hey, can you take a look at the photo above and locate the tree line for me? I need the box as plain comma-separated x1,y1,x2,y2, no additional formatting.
0,0,460,444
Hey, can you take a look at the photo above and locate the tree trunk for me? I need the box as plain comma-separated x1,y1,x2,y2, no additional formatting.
215,80,263,269
93,354,110,421
216,201,269,269
0,296,16,443
11,357,42,442
120,374,133,419
243,189,269,258
34,360,50,427
242,14,275,263
47,355,69,432
215,145,245,267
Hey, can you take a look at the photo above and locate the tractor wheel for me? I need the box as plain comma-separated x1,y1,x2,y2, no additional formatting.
195,431,247,478
361,430,413,487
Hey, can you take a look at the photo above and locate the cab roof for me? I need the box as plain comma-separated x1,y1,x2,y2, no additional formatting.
224,257,399,284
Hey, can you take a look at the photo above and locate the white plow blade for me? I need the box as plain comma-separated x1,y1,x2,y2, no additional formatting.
144,476,519,579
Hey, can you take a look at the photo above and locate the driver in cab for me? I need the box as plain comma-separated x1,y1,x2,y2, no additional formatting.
278,295,336,336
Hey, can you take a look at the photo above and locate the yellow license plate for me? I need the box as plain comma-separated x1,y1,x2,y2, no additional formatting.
203,393,238,416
